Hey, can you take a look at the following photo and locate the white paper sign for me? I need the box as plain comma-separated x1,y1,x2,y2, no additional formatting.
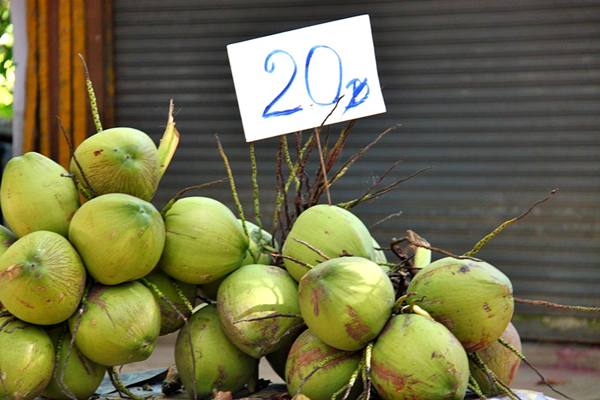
227,15,386,142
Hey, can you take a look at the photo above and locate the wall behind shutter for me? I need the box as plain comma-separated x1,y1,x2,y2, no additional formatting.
113,0,600,342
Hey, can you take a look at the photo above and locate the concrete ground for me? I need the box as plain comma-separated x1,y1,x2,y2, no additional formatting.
124,335,600,400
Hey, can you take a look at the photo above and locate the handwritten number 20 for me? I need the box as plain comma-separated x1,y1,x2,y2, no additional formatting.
262,50,302,118
262,45,368,118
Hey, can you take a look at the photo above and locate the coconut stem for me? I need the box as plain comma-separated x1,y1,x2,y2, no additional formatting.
337,166,431,210
141,278,188,323
514,297,600,313
57,117,97,199
161,178,228,216
295,353,352,396
281,135,300,188
314,127,332,205
54,330,78,400
469,352,519,400
0,316,15,332
172,281,195,314
108,367,145,400
468,375,487,399
77,54,103,133
248,142,263,230
464,189,558,257
273,253,313,269
362,343,373,400
497,338,575,400
292,238,330,261
233,312,301,324
215,135,249,240
332,360,363,400
272,134,314,232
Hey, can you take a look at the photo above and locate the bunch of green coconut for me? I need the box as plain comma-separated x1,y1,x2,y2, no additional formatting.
0,117,526,400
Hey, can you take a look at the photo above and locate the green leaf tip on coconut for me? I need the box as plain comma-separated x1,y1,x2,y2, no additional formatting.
1,151,79,237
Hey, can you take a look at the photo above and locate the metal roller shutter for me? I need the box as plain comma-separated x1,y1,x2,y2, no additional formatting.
113,0,600,342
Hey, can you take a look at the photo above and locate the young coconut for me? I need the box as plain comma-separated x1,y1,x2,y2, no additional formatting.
406,257,514,352
175,305,258,398
298,257,395,351
0,225,16,256
69,282,161,366
0,231,86,325
240,220,273,265
70,127,160,201
371,314,469,400
0,316,55,400
470,322,522,395
217,264,304,358
68,193,165,285
282,205,375,282
160,197,249,284
42,330,106,400
285,329,361,400
144,270,196,335
1,152,79,237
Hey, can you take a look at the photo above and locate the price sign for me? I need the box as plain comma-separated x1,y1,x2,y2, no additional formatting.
227,15,386,142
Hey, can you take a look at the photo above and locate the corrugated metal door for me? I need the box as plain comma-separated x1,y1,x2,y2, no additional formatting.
113,0,600,342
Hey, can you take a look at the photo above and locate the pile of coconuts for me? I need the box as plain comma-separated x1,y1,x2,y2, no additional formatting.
0,104,531,400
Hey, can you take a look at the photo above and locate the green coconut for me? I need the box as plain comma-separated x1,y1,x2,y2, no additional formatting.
282,205,375,282
144,270,196,335
68,193,165,285
159,197,249,284
1,152,79,237
175,305,258,397
406,257,514,352
0,231,86,325
42,330,106,400
217,264,304,358
70,127,160,201
69,282,161,366
471,322,522,395
285,329,361,400
298,257,395,351
0,316,55,400
240,220,273,266
0,225,16,257
371,314,469,400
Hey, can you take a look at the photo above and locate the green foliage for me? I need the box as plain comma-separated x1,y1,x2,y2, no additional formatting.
0,0,14,119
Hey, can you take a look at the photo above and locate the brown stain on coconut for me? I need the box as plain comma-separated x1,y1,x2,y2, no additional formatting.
93,149,103,156
344,305,371,342
310,286,326,316
372,359,422,394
